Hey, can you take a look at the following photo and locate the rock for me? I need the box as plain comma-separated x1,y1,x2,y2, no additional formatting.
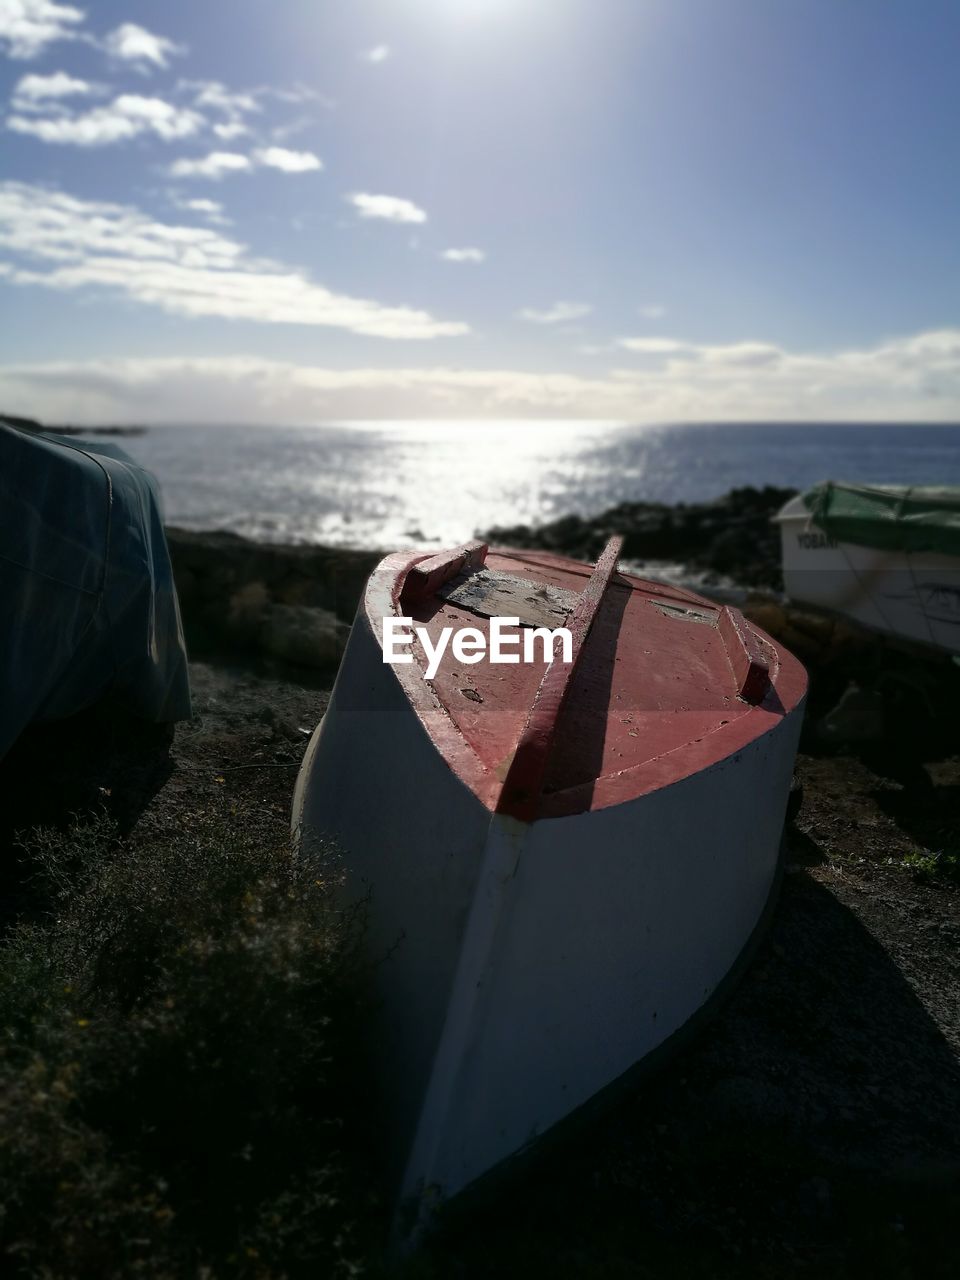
485,486,796,589
165,526,381,660
275,577,318,607
259,604,349,669
229,580,270,625
703,527,759,576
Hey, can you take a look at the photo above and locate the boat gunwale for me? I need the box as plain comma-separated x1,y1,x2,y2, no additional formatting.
364,546,808,821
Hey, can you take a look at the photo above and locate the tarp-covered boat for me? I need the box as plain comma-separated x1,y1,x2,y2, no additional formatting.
293,536,807,1234
0,419,191,759
776,482,960,653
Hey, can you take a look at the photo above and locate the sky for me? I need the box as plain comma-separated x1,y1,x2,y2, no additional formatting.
0,0,959,423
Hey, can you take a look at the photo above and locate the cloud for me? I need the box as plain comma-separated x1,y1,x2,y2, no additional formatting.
0,0,84,59
11,70,98,107
171,195,229,225
603,327,960,419
361,43,391,63
518,301,593,324
8,93,203,145
253,146,322,173
638,303,666,319
0,356,635,422
174,80,320,144
617,336,782,366
169,150,253,179
181,197,220,215
212,121,248,140
265,83,330,106
700,341,783,368
178,79,260,140
0,181,469,340
103,21,184,70
3,331,959,423
349,193,427,223
184,80,260,117
441,247,485,263
271,114,313,142
0,183,245,267
618,337,690,354
168,148,322,179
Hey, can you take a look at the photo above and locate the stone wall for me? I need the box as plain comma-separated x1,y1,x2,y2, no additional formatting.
166,528,381,670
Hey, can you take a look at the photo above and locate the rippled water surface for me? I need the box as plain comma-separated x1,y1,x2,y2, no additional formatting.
120,421,960,549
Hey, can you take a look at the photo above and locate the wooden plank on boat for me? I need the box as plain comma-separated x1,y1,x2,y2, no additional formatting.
402,539,488,601
497,535,624,820
719,605,771,704
439,568,577,628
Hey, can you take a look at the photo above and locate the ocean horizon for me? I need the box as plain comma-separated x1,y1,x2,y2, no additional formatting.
118,420,960,551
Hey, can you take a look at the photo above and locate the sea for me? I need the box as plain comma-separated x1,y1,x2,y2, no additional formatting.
119,421,960,551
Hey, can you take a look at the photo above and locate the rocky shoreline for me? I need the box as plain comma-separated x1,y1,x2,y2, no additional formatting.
166,527,379,670
167,484,792,669
166,486,960,756
486,483,795,589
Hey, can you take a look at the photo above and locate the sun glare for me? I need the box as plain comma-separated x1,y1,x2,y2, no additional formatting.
419,0,532,19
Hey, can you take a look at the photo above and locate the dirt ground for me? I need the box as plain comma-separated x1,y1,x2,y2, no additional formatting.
179,664,960,1277
3,658,958,1277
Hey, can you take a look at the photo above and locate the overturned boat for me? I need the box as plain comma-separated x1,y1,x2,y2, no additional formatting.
0,418,191,760
776,482,960,655
293,536,807,1233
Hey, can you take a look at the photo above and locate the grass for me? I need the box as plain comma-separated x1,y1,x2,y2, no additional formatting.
898,850,960,884
0,801,370,1279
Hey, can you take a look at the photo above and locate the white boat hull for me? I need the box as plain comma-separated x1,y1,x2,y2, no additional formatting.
293,602,806,1230
776,494,960,654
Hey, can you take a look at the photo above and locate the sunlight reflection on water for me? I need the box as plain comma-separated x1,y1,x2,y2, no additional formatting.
122,420,960,549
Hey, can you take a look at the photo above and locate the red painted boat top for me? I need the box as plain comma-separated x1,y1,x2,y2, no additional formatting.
364,541,807,822
495,535,625,822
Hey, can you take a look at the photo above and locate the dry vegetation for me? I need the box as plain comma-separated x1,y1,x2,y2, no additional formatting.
0,720,373,1279
1,659,958,1278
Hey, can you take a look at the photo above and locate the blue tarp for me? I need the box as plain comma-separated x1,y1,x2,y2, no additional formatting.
0,420,191,759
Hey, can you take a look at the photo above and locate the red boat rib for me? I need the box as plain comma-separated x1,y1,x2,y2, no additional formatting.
403,539,488,603
718,606,771,704
496,535,625,822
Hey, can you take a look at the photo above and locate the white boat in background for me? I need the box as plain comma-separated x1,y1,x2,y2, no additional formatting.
776,483,960,655
293,536,807,1238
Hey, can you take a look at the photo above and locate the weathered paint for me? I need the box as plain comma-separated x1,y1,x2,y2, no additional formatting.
718,605,771,703
438,568,576,629
403,539,489,602
366,546,807,819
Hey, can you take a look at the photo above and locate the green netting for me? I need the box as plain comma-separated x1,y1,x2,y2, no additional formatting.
802,482,960,557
